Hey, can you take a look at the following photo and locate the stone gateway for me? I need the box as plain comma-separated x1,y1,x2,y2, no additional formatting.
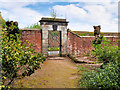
39,18,69,57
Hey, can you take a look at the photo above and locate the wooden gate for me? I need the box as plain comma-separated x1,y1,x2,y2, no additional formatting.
48,31,61,56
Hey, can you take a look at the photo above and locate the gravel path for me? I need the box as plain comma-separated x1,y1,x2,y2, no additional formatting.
12,57,80,88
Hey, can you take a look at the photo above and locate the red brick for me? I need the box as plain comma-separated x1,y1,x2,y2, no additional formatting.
67,30,118,56
20,30,42,53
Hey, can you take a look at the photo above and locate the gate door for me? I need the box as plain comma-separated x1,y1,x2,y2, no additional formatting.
48,31,61,56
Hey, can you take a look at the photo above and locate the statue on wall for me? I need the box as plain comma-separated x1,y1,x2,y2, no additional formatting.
93,25,103,45
93,25,101,39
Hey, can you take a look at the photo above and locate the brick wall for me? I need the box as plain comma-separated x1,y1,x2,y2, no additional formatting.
20,29,118,56
67,30,118,57
72,31,118,36
20,29,42,53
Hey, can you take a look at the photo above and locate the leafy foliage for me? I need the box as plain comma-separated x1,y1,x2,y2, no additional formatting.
92,36,103,45
78,37,120,89
50,8,56,19
79,62,120,89
0,12,5,28
92,37,118,63
24,22,40,29
1,21,45,89
5,21,20,40
48,47,59,51
49,31,59,35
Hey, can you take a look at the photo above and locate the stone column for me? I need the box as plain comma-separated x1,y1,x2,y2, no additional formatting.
61,26,67,55
42,30,48,57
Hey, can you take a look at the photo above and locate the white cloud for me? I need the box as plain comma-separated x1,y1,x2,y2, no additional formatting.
0,2,43,28
0,1,118,32
68,0,118,3
53,2,118,32
68,23,92,32
0,0,118,2
53,4,87,20
0,0,49,2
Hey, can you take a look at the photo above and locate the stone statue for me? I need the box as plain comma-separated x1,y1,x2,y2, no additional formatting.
93,25,101,39
93,25,103,45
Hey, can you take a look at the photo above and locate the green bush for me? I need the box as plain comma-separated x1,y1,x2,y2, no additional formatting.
92,37,119,63
24,22,40,29
48,47,59,51
1,21,45,89
78,37,120,89
1,32,45,88
79,61,120,89
5,21,20,40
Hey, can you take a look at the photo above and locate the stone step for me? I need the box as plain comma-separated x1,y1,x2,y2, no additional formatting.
75,57,96,64
47,57,65,60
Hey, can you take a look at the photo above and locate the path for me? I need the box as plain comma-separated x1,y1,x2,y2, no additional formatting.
12,57,80,88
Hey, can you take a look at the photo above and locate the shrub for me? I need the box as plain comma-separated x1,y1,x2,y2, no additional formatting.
92,37,119,63
24,22,40,29
78,37,120,89
79,61,120,89
1,32,45,88
1,21,45,89
48,47,59,51
5,21,20,40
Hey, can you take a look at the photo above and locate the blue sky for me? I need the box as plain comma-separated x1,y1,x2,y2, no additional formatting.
0,0,118,32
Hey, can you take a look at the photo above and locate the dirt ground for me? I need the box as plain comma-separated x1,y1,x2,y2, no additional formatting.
11,57,81,88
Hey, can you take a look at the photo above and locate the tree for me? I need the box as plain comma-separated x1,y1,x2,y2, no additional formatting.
1,21,45,89
50,8,56,19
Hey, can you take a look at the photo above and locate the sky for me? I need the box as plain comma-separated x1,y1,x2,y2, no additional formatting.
0,0,119,32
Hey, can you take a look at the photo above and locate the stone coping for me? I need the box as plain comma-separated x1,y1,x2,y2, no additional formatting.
68,30,118,38
73,31,119,34
39,17,69,23
20,29,40,31
3,28,118,38
79,36,118,37
3,29,41,31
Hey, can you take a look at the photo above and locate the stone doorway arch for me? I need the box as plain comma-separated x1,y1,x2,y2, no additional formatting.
39,18,69,57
